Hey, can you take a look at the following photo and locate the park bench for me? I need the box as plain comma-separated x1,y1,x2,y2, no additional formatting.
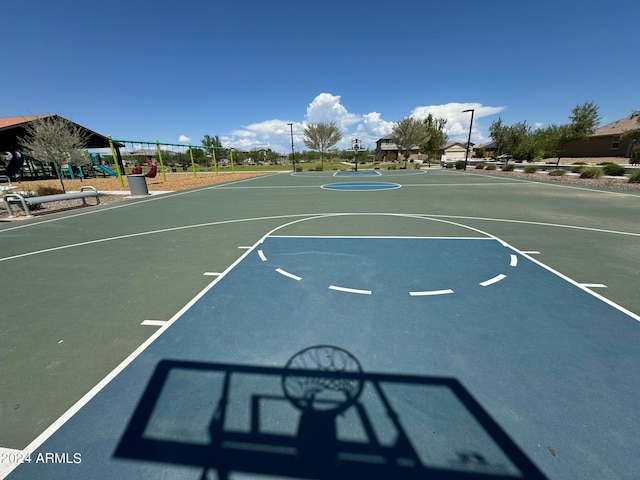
2,186,101,219
0,175,17,192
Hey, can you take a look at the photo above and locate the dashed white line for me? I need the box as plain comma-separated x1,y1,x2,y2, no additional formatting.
580,283,607,288
522,250,540,255
275,268,302,281
409,289,455,297
258,250,267,262
480,274,507,287
329,285,372,295
203,272,222,276
510,254,518,267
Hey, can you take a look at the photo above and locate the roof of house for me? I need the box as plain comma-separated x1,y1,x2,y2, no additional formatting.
0,114,117,150
442,141,473,149
477,140,497,149
592,116,639,137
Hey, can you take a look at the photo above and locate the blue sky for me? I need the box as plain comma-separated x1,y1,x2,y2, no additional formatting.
2,0,638,154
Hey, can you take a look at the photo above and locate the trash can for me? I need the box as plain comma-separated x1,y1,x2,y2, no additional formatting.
126,174,149,196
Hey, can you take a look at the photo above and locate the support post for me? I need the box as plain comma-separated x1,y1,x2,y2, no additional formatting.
156,140,167,182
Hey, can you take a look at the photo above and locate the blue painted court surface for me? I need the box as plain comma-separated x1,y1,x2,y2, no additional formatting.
6,232,640,479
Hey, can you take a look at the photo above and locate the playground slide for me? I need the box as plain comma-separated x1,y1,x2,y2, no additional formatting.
94,164,118,176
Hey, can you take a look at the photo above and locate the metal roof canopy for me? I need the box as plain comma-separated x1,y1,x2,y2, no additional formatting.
0,114,121,151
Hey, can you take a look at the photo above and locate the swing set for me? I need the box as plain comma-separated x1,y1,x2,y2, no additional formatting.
107,137,236,187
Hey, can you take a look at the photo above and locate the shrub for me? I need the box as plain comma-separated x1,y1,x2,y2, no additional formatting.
579,167,604,179
548,169,566,176
445,162,454,169
524,165,538,173
572,161,588,165
628,170,640,183
631,145,640,165
502,164,515,172
571,165,586,174
35,185,64,196
485,164,497,170
387,164,397,170
601,163,625,176
295,166,303,172
475,164,485,170
455,160,466,170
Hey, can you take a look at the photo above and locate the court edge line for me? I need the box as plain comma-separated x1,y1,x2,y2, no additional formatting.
14,237,262,461
0,172,279,234
461,171,640,198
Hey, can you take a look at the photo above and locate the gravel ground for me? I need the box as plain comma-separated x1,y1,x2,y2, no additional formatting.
0,171,269,220
468,168,640,191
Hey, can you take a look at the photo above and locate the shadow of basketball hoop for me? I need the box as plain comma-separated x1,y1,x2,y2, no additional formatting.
281,345,364,468
114,346,547,479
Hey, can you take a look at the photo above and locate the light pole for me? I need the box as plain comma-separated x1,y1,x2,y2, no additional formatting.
287,123,295,172
462,108,474,171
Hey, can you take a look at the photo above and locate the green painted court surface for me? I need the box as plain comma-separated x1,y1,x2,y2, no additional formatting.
1,169,639,479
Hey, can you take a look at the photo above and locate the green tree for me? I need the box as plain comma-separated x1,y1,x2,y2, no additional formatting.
19,116,89,192
550,101,601,166
420,114,448,165
391,116,427,167
489,119,531,162
302,122,342,170
202,134,222,148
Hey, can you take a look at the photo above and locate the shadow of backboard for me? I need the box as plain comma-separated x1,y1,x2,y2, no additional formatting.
114,347,546,479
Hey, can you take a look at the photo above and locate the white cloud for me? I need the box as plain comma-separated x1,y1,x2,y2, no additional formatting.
305,93,360,130
178,134,191,142
411,102,506,142
219,96,505,153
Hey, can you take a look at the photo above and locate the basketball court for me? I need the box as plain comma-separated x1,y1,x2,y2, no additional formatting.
1,169,639,479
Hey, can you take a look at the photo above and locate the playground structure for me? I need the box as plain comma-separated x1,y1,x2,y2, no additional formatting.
1,138,238,188
107,137,238,187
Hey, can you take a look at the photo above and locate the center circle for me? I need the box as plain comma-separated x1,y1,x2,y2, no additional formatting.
321,182,401,191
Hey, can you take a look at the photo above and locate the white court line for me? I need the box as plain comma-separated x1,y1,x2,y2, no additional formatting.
409,289,454,297
480,274,507,287
140,320,168,326
580,283,607,288
329,285,372,295
522,251,540,254
258,249,267,261
0,173,278,234
238,246,251,249
203,272,222,276
14,235,261,463
275,268,302,281
510,254,518,267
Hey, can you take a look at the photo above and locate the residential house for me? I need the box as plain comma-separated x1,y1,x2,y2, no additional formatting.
438,142,474,162
561,115,639,158
475,140,498,158
375,136,475,162
375,135,419,161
